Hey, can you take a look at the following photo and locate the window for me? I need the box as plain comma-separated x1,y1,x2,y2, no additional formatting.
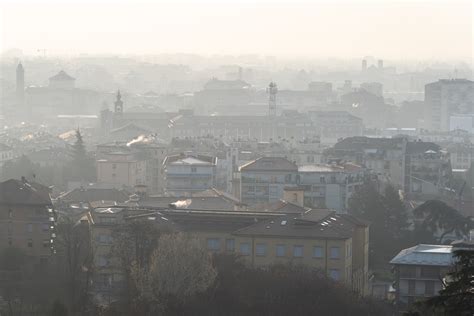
293,245,304,258
330,247,340,259
206,238,221,252
420,266,439,279
240,243,250,256
400,266,416,278
425,280,435,295
8,238,12,246
42,223,50,232
26,223,33,233
43,239,50,248
8,209,13,218
112,164,117,170
191,167,197,173
256,243,267,256
408,280,416,295
225,239,235,252
313,246,323,258
320,176,326,183
329,269,340,281
98,234,112,244
276,244,286,257
27,239,33,248
98,256,108,267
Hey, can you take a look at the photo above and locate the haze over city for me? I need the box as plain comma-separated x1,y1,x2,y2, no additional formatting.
1,0,473,60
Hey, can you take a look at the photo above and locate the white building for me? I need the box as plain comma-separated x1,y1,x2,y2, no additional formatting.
390,244,453,306
425,79,474,132
163,153,217,196
298,163,366,212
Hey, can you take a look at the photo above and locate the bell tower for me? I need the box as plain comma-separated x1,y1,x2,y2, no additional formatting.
16,62,25,107
114,90,123,115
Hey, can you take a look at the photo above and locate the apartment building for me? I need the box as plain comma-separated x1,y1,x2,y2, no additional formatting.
404,142,451,195
297,162,366,211
326,137,452,196
97,141,168,194
239,157,298,205
425,79,474,132
0,179,55,265
326,136,407,188
163,153,217,196
96,152,147,191
446,143,473,171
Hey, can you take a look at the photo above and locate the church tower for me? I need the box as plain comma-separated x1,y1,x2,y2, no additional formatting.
114,90,123,115
16,62,25,106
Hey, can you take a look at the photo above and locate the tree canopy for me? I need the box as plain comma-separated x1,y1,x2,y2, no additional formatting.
349,180,410,269
413,200,473,244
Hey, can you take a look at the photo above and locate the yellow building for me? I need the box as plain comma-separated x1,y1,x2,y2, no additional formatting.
85,202,369,300
161,206,369,295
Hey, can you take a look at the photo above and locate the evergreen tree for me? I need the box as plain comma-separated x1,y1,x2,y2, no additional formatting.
428,248,474,315
413,200,472,243
383,185,410,241
349,180,409,268
70,129,87,163
67,129,96,182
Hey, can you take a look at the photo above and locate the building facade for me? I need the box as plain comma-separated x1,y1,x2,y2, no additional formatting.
163,153,217,196
0,179,55,265
390,244,453,307
298,163,366,211
425,79,474,132
239,157,298,205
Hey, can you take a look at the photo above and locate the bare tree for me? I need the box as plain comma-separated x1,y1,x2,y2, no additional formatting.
55,216,94,314
132,233,217,309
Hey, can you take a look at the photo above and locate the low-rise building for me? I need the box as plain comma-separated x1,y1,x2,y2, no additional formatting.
164,207,369,295
390,244,453,307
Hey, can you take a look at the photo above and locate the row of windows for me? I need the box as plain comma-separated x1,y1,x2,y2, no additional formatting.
4,223,51,234
407,280,436,296
5,238,51,248
207,238,342,259
5,208,47,218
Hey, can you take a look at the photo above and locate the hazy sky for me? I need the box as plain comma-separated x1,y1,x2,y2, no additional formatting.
0,0,472,60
